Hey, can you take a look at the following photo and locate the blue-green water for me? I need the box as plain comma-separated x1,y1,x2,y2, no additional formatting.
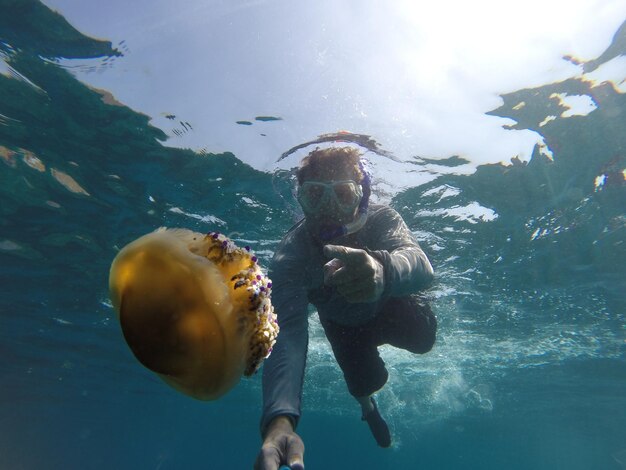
1,2,625,469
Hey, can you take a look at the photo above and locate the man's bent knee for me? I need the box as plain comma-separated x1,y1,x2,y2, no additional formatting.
406,310,437,354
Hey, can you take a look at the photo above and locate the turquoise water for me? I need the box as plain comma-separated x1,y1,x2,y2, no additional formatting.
1,2,625,469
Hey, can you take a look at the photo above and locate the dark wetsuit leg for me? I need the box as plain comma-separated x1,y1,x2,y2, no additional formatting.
320,295,436,398
373,295,437,354
320,317,389,398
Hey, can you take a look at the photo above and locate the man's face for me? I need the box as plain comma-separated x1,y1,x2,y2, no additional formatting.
298,167,362,226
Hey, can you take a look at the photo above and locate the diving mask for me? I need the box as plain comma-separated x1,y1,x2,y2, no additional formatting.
297,180,363,215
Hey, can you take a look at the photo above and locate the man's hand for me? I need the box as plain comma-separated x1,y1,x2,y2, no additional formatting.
254,416,305,470
323,244,385,303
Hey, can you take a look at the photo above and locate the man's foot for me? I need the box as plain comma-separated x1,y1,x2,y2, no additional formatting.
361,397,391,448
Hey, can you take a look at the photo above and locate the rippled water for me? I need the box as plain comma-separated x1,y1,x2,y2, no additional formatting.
1,2,625,469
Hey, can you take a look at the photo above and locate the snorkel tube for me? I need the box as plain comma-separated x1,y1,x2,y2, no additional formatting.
318,158,371,242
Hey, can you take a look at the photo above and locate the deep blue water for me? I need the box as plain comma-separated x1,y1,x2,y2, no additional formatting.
1,3,625,469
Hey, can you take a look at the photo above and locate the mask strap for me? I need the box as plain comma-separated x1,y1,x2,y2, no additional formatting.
357,158,371,216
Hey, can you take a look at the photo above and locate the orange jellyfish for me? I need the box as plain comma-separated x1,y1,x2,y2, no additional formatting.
108,228,278,400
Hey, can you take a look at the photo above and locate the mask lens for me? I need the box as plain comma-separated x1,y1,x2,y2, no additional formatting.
333,182,359,207
299,182,327,211
299,180,362,214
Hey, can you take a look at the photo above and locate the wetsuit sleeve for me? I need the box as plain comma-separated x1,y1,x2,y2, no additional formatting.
366,207,434,296
260,244,309,436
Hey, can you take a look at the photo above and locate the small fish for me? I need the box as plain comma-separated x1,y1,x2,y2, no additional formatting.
255,116,282,122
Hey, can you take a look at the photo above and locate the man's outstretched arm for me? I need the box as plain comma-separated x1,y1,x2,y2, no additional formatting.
256,247,309,470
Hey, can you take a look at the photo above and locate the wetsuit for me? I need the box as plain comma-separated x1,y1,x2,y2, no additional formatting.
260,204,436,434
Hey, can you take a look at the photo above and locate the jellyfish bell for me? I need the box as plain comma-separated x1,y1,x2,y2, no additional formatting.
108,228,278,400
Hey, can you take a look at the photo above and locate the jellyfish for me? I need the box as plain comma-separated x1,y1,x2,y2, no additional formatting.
108,228,278,400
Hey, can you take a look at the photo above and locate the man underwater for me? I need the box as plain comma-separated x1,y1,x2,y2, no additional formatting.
255,147,436,470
